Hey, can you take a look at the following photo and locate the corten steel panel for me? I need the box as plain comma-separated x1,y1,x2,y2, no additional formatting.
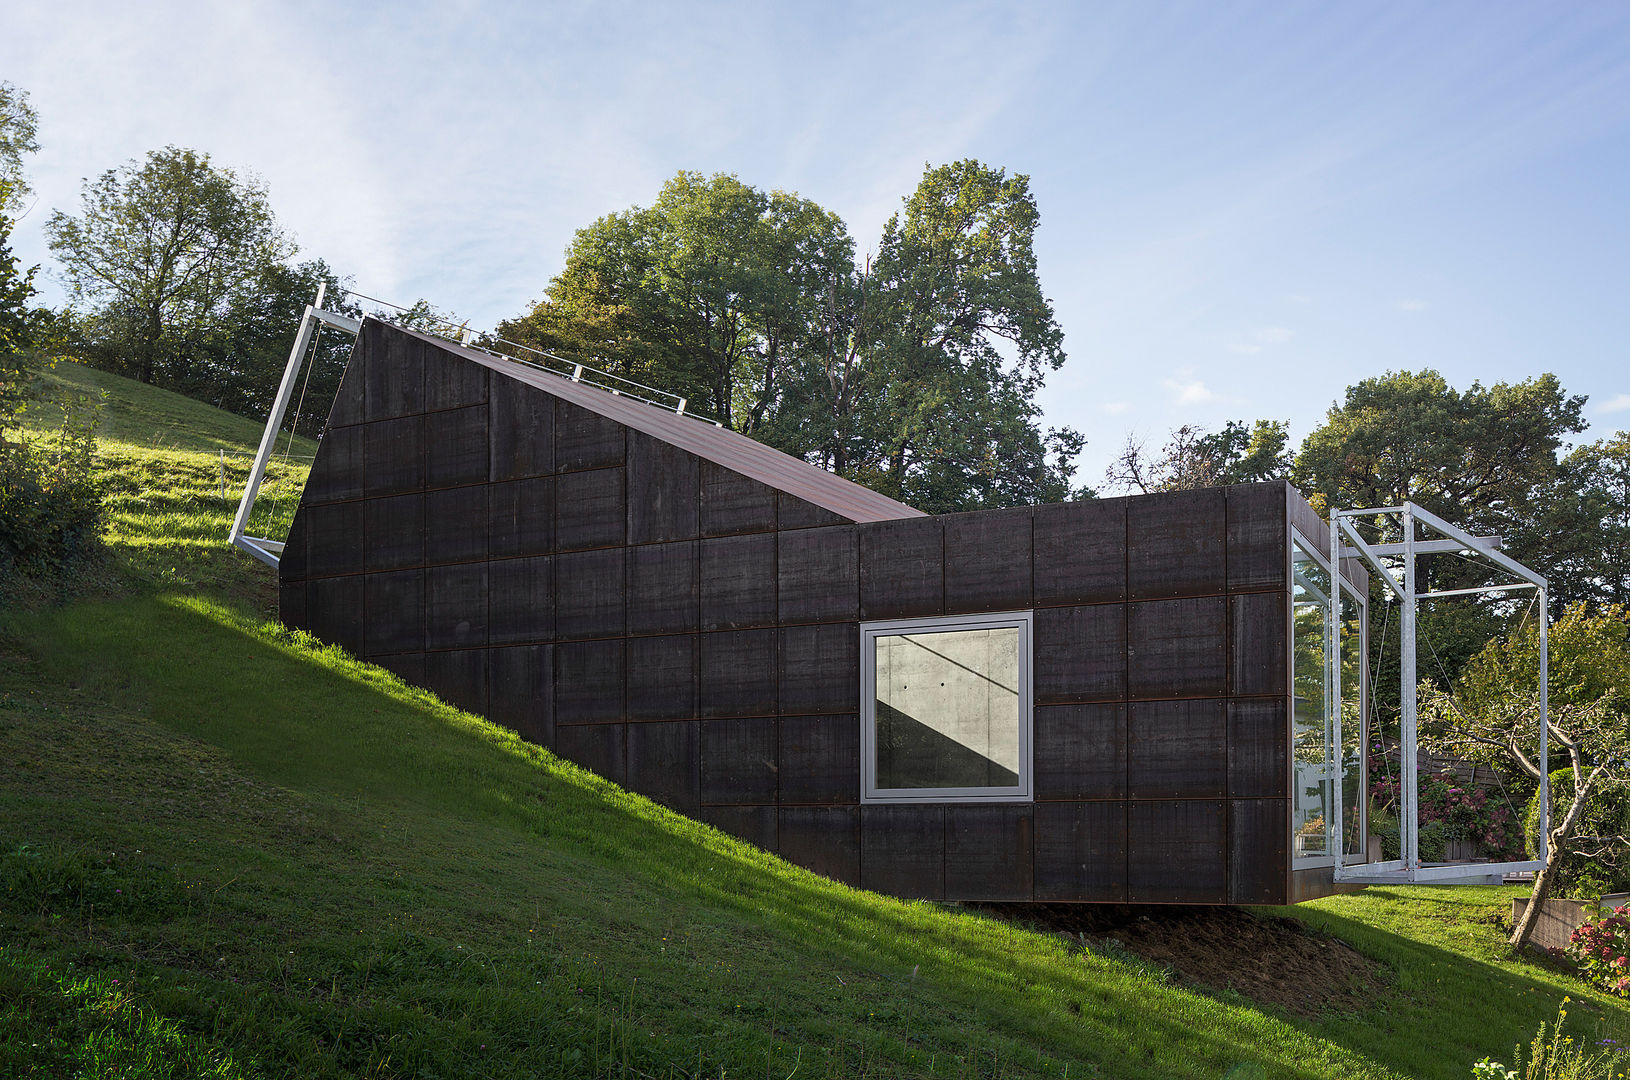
778,623,858,715
488,643,553,748
627,541,699,635
700,717,779,804
1227,699,1288,798
626,634,697,721
424,343,488,411
1127,596,1227,699
700,805,778,851
1128,699,1227,799
425,563,488,650
386,323,922,525
279,510,309,581
1033,499,1127,606
489,555,554,646
555,723,627,785
424,647,489,717
699,629,776,717
778,525,858,625
326,341,366,427
1229,798,1289,904
1034,604,1127,702
700,461,776,536
364,493,424,571
1226,483,1288,591
363,416,424,498
363,569,423,656
627,720,700,812
779,714,859,804
278,581,308,631
627,432,699,544
554,638,625,724
779,806,860,884
946,804,1035,902
490,382,554,482
306,501,366,577
556,399,626,472
861,805,946,899
1230,591,1288,696
490,476,554,560
1033,703,1127,800
424,405,490,489
1127,800,1226,904
699,533,776,630
554,547,625,640
555,467,626,552
1034,801,1128,902
1288,485,1329,558
376,651,424,687
364,321,424,422
778,493,849,530
303,424,363,504
859,516,944,620
424,486,487,565
1127,488,1227,601
943,507,1033,613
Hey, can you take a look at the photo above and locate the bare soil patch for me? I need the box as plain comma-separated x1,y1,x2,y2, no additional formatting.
976,903,1388,1018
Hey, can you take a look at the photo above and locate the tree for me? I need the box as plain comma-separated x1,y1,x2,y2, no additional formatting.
0,82,39,213
1526,434,1630,611
1104,419,1289,494
499,171,854,434
1421,603,1630,950
45,146,294,386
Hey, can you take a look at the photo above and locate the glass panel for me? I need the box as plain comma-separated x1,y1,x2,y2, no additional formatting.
1340,586,1367,859
874,627,1020,790
1292,540,1333,859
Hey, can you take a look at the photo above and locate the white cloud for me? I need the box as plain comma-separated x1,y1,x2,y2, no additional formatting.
1227,343,1262,355
1100,401,1130,415
1255,326,1295,344
1599,393,1630,414
1163,377,1214,405
1398,298,1429,311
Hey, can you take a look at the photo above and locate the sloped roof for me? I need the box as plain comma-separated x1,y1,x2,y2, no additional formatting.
391,323,926,524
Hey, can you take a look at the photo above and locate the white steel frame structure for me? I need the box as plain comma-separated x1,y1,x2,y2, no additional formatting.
1330,502,1550,885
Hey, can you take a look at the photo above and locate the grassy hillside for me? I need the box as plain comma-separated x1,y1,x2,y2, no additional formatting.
2,374,1628,1078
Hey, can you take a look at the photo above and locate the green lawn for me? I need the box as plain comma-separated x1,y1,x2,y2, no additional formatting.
2,373,1627,1079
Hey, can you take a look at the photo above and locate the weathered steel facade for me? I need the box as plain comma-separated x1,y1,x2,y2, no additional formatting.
279,319,1363,905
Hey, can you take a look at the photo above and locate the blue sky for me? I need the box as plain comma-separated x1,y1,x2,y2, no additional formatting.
5,1,1628,487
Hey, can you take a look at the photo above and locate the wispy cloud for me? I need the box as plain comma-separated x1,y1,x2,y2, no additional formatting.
1599,393,1630,414
1101,401,1130,415
1227,343,1262,355
1163,377,1214,405
1255,326,1294,344
1397,298,1429,311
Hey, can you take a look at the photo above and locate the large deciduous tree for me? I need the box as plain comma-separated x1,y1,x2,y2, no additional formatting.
1104,419,1290,494
45,146,294,386
0,82,39,213
1527,434,1630,611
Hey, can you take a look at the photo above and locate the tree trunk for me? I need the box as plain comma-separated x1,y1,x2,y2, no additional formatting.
1511,768,1601,952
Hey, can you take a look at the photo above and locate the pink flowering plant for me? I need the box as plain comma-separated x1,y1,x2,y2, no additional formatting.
1568,904,1630,997
1370,767,1523,860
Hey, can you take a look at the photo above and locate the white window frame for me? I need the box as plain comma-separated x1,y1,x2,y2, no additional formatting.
860,609,1035,805
1289,529,1338,868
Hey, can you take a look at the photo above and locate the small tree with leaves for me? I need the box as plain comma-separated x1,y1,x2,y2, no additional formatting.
1421,603,1630,951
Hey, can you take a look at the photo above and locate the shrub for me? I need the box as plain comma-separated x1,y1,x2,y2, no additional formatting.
1569,906,1630,998
1524,769,1630,898
1371,768,1523,861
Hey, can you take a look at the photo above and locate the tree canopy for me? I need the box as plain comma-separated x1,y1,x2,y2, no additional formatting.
1104,419,1290,493
503,162,1084,513
45,146,295,386
0,82,39,213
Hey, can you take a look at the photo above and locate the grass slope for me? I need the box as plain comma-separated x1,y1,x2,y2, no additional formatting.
2,373,1627,1078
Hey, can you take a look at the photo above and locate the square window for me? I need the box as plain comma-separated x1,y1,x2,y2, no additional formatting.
861,611,1033,803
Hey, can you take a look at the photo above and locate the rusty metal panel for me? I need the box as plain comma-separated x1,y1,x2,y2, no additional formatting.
489,643,553,748
1230,798,1289,904
553,547,625,640
424,405,489,489
555,723,627,784
490,382,554,482
946,804,1034,902
777,622,857,716
556,467,625,552
554,638,625,724
627,541,698,635
306,501,366,578
1228,699,1288,798
861,805,945,899
700,805,778,851
278,580,308,630
425,563,488,650
1128,698,1227,799
363,569,423,657
1127,800,1226,903
424,486,487,565
364,493,424,572
363,416,423,499
700,533,776,630
365,320,423,421
779,806,860,884
778,525,858,625
699,629,776,717
1231,591,1287,696
626,634,697,721
627,720,700,812
424,647,489,717
1226,482,1287,591
700,460,776,536
943,507,1033,613
303,424,363,504
627,432,699,544
489,555,553,646
700,716,779,804
859,516,944,620
490,475,554,560
1034,604,1127,702
1034,801,1127,902
1127,488,1227,601
1034,702,1126,800
778,713,859,804
1127,596,1226,699
556,399,626,472
1033,498,1127,606
778,493,849,530
424,343,488,411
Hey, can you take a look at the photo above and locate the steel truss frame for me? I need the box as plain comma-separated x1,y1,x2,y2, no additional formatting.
1330,502,1549,884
